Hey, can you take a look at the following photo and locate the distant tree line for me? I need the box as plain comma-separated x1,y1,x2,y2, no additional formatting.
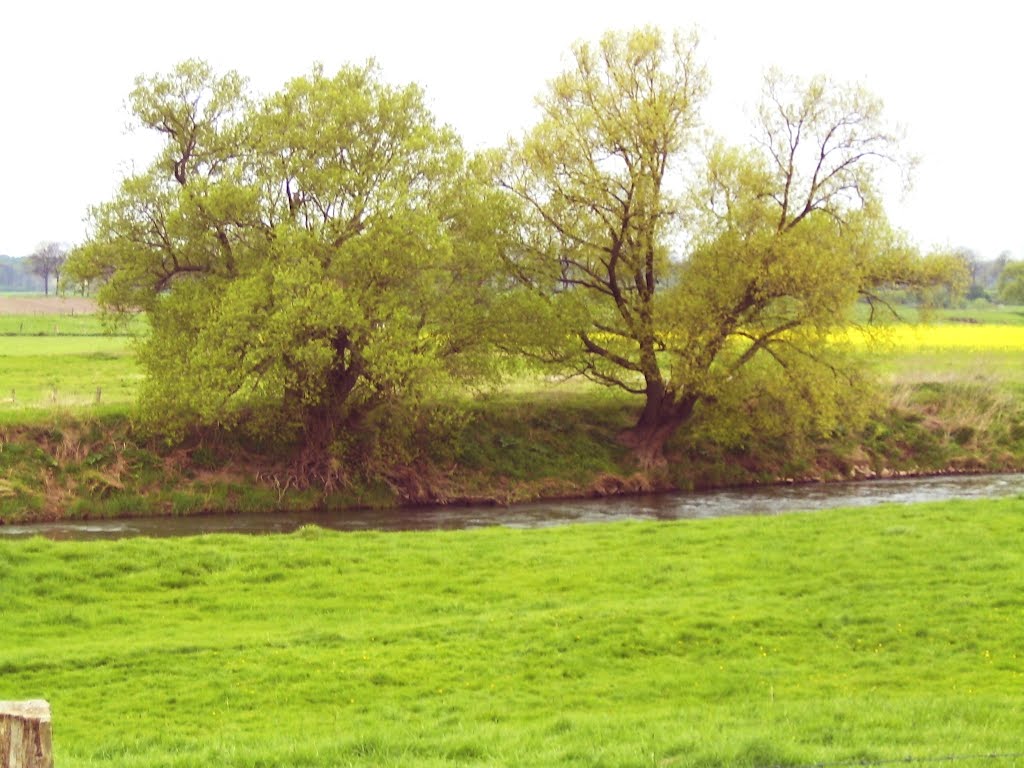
0,243,69,293
0,255,44,292
873,248,1019,308
957,249,1019,303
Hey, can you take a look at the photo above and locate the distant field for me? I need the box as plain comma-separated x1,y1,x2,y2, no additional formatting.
838,324,1024,391
851,302,1024,326
0,294,97,315
0,314,142,336
930,304,1024,325
0,295,146,336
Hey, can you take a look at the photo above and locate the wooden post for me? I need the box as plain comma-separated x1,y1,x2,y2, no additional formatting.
0,700,52,768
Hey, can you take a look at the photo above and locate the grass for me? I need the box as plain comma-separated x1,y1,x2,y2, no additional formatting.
1,499,1023,767
455,385,635,482
0,336,141,415
1,304,1022,764
0,313,145,336
851,300,1024,326
917,304,1024,325
0,390,640,523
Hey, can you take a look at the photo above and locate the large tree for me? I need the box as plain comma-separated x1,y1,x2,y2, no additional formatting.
502,29,964,466
68,60,510,483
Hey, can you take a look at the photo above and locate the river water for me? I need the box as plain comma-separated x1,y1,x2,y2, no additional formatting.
2,473,1023,541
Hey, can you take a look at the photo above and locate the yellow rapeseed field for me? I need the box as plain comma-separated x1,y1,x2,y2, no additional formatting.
838,324,1024,352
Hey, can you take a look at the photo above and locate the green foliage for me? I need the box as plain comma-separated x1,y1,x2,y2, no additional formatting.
996,260,1024,304
685,347,872,454
2,503,1024,766
67,59,513,466
500,27,706,391
501,30,967,461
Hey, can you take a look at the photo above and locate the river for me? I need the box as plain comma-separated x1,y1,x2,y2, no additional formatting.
2,473,1023,541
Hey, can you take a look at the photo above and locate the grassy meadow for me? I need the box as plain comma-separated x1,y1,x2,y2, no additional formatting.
2,500,1023,767
0,300,142,417
0,335,140,415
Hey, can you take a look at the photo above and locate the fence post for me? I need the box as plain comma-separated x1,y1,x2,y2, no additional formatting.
0,700,53,768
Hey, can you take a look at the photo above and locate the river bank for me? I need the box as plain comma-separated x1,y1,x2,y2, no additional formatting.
3,378,1024,525
6,472,1024,540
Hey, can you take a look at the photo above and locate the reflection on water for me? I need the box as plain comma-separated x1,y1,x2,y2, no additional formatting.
3,473,1023,541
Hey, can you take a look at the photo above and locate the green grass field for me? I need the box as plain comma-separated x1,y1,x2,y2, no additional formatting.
850,301,1024,326
0,313,145,336
2,500,1022,767
0,299,142,417
918,305,1024,325
0,336,140,417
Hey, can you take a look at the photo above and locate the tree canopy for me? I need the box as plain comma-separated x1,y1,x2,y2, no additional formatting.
996,260,1024,305
500,28,965,465
68,59,512,483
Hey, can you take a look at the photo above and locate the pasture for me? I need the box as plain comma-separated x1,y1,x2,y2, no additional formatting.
0,336,139,418
0,297,141,417
2,500,1023,767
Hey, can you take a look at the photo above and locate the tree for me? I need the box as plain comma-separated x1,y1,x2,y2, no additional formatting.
996,260,1024,304
501,29,965,466
28,242,68,295
68,60,510,483
983,250,1012,292
954,247,986,300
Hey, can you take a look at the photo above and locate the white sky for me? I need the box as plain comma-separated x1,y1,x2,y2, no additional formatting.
1,0,1021,260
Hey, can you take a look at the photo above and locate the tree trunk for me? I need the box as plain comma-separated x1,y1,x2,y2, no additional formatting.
619,386,697,469
0,700,52,768
292,341,363,488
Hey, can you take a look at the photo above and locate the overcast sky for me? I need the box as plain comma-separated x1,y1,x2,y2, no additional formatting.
1,0,1020,260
